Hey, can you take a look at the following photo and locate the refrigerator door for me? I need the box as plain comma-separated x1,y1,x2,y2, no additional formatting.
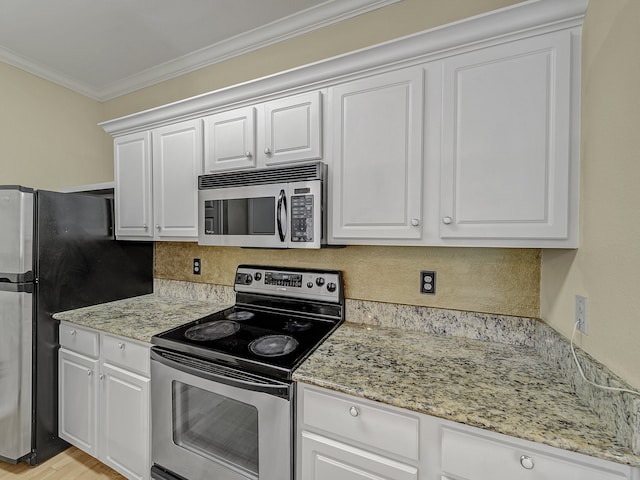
31,190,153,464
0,186,34,282
0,283,33,463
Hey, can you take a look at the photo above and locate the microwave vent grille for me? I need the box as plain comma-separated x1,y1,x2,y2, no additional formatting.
199,162,324,189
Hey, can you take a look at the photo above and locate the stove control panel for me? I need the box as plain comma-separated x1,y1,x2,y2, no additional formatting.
235,265,342,303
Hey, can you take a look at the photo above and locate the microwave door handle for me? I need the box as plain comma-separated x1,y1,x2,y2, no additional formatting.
277,189,287,242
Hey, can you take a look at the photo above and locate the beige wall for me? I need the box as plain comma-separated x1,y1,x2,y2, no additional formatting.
0,62,111,190
541,0,640,389
102,0,520,120
155,244,540,317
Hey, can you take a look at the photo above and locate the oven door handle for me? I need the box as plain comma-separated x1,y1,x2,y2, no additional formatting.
151,349,291,399
276,189,287,242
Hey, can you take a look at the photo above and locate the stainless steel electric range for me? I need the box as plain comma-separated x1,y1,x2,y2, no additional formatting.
150,265,344,480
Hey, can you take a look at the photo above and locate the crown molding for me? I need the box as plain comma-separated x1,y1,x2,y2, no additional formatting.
0,0,401,102
101,0,589,136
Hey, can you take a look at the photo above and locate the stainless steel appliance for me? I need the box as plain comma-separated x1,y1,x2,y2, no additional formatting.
198,162,326,248
0,186,153,465
150,265,344,480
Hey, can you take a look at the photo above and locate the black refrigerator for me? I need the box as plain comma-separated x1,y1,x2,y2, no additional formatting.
0,186,153,465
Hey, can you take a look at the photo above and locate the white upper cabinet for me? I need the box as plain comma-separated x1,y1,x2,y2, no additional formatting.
102,0,587,248
203,106,256,172
151,120,203,239
114,131,152,239
438,30,579,247
328,67,425,242
204,91,322,173
260,91,322,166
114,119,203,241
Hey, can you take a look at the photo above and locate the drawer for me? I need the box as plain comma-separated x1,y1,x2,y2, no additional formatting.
303,386,419,460
441,427,627,480
102,334,150,377
59,323,99,358
301,431,418,480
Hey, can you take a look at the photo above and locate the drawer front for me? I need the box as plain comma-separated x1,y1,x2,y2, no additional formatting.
301,431,418,480
102,334,150,377
303,386,419,460
442,428,628,480
59,323,99,358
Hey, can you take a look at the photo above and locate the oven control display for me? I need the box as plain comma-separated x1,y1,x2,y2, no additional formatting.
265,272,302,287
290,195,314,243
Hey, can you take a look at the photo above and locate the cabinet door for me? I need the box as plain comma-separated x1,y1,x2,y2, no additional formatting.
100,362,150,480
152,119,203,240
300,431,418,480
441,427,629,480
329,67,424,242
114,131,153,239
203,106,256,172
440,31,576,243
260,91,322,166
58,349,98,456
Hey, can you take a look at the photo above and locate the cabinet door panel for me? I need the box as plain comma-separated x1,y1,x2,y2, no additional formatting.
440,31,574,241
301,431,418,480
114,132,152,238
204,107,256,172
442,427,627,480
262,91,322,166
329,67,424,241
58,349,98,456
152,120,202,239
100,363,150,480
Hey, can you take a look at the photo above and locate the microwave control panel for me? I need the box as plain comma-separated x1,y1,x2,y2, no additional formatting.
290,194,314,243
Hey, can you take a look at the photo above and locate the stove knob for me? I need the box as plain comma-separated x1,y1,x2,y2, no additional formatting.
307,282,314,288
315,277,325,287
254,272,262,281
245,274,253,285
327,282,337,293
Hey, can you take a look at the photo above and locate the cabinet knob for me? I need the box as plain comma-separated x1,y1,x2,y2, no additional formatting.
118,342,125,350
411,218,420,226
349,406,359,417
264,147,272,155
156,224,161,231
143,224,148,231
99,373,104,380
520,455,534,470
442,216,452,225
70,329,76,336
245,151,252,158
87,369,92,376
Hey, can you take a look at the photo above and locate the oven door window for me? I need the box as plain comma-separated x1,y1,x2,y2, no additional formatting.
204,198,275,235
173,381,259,478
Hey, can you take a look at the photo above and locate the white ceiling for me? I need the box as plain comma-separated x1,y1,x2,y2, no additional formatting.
0,0,398,101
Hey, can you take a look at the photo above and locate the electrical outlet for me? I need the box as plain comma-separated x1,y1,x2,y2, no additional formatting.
420,271,436,295
575,294,588,334
193,258,201,275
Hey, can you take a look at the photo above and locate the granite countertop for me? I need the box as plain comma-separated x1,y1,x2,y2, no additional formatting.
53,294,231,343
293,322,640,467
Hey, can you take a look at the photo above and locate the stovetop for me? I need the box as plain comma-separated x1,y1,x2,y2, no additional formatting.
151,265,344,380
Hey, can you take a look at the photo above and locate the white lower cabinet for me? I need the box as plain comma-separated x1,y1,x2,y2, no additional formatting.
58,322,151,480
296,383,639,480
301,431,418,480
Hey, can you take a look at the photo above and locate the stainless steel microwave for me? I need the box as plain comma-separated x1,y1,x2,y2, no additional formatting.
198,162,326,248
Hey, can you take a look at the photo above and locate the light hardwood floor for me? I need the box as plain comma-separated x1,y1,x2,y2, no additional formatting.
0,447,125,479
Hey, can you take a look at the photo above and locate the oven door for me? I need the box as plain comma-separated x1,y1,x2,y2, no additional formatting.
198,183,288,248
150,349,292,480
198,180,322,249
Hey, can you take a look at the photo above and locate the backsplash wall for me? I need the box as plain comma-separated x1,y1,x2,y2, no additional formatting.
155,243,541,318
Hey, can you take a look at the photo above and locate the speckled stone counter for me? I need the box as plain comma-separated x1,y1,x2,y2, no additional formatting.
293,322,640,467
53,294,231,343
